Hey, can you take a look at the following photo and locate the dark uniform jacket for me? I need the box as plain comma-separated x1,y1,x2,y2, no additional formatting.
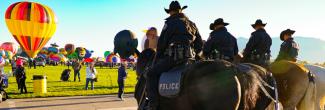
243,28,272,57
203,27,238,60
156,13,203,59
275,38,299,62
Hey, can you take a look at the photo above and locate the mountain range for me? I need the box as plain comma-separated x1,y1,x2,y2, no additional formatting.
237,37,325,63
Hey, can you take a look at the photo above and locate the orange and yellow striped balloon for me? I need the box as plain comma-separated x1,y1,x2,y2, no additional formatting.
5,2,57,58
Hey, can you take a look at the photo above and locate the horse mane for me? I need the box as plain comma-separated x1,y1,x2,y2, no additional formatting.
237,63,270,110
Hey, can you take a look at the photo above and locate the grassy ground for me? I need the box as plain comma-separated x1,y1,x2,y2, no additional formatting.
2,65,137,99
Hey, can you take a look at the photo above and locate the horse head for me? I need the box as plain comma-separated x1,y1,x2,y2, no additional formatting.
136,48,156,78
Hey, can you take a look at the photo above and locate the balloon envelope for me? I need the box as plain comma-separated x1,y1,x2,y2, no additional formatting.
59,48,67,55
48,47,59,54
84,49,92,58
64,44,75,55
0,56,3,64
5,2,58,58
75,47,86,59
104,51,111,58
0,42,18,55
114,30,138,59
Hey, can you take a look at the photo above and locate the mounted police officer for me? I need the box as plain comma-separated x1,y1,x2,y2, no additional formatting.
146,1,203,109
275,29,299,62
243,19,272,67
203,18,238,62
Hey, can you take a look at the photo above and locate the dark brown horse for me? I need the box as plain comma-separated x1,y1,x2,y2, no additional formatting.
134,49,277,110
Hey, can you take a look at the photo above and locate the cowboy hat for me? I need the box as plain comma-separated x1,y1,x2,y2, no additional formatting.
164,1,188,13
210,18,229,30
280,29,295,41
251,19,267,28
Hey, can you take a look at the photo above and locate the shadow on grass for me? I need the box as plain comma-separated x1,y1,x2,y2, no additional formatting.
21,95,134,103
4,100,123,109
48,85,134,92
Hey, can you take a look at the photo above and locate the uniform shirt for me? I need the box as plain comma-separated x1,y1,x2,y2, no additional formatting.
157,13,203,59
203,27,238,58
243,28,272,56
275,38,299,62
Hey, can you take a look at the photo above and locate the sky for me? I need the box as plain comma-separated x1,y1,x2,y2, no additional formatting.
0,0,324,57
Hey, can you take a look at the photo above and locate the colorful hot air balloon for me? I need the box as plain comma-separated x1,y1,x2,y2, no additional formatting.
5,2,58,58
104,51,111,58
39,47,48,54
64,44,75,55
48,47,59,54
75,47,86,59
0,42,18,55
59,48,67,56
84,49,92,58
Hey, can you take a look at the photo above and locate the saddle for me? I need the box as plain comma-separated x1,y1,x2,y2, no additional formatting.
158,65,186,98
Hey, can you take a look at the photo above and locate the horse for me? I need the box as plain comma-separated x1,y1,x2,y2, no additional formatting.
269,61,316,110
134,49,277,110
304,64,325,110
234,54,317,110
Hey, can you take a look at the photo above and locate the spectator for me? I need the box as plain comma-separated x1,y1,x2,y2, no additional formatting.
33,59,36,69
85,62,96,90
73,61,82,82
144,27,159,50
16,66,27,94
15,57,24,90
16,57,24,68
11,57,17,76
118,62,128,100
28,59,32,69
0,56,4,75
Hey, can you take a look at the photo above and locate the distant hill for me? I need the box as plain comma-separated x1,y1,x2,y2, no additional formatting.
237,37,325,63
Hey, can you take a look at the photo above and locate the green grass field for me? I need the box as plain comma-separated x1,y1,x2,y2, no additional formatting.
2,65,137,99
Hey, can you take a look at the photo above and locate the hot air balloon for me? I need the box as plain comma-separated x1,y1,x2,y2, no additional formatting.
48,47,59,54
39,47,48,54
0,56,4,65
114,30,138,59
75,47,86,59
5,2,57,58
84,49,93,58
49,54,60,62
0,42,18,55
59,48,67,56
0,50,5,58
64,44,75,55
104,51,111,58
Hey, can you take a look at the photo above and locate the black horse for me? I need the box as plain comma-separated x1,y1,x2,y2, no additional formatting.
135,49,277,110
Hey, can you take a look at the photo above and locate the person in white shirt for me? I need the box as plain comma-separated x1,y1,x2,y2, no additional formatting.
85,62,96,90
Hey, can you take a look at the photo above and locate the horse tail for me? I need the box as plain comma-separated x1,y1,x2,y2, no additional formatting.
237,70,260,110
297,76,317,110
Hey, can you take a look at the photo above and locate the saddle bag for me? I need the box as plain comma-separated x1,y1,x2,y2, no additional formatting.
158,65,186,98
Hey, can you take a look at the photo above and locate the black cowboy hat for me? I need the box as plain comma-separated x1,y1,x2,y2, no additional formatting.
251,19,267,28
210,18,229,30
280,29,295,41
164,1,188,13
